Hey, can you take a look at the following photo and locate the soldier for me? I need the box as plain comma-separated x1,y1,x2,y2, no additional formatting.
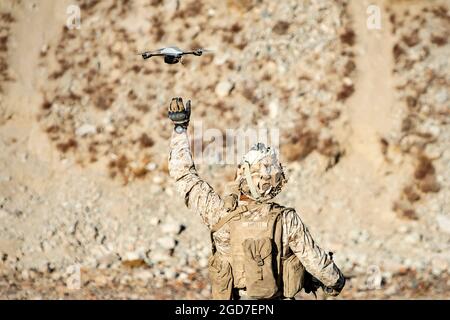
168,97,345,300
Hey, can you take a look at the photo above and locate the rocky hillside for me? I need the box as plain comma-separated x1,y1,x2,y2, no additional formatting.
0,0,449,299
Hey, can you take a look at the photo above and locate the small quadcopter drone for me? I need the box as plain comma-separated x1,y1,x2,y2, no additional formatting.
138,46,212,64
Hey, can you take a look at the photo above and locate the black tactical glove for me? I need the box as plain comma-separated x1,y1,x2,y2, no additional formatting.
168,97,191,133
303,272,322,297
303,265,346,298
323,274,346,297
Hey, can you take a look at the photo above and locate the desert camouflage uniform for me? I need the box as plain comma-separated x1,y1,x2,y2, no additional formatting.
169,130,344,289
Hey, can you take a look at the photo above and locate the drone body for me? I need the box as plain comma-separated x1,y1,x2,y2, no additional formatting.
139,46,208,64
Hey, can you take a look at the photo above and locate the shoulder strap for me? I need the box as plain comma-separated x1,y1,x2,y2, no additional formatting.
211,202,260,233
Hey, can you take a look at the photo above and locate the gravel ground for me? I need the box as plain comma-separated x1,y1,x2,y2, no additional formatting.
0,0,449,299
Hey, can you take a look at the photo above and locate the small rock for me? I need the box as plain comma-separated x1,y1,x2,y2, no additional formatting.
201,288,210,297
146,162,157,171
343,77,353,86
214,53,229,65
164,0,179,15
177,272,189,281
51,272,62,281
0,209,8,219
152,175,164,184
149,184,162,194
384,284,398,296
76,124,97,136
431,258,448,276
436,215,450,234
120,275,132,285
161,222,183,235
123,251,142,261
164,268,176,279
404,233,422,244
157,236,177,250
268,100,279,119
198,257,209,268
0,175,11,182
150,248,170,264
134,270,153,282
97,253,119,267
434,89,448,104
19,153,28,163
424,144,442,160
149,217,160,226
41,240,51,252
215,81,234,97
21,270,29,281
94,275,109,286
350,230,370,244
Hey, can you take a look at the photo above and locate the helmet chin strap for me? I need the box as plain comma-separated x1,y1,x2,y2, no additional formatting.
243,162,261,201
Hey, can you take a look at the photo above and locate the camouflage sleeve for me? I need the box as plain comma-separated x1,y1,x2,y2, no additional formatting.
283,209,345,288
168,130,225,229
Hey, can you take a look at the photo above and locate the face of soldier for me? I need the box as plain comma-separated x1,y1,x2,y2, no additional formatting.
242,158,284,198
256,159,275,195
236,144,286,201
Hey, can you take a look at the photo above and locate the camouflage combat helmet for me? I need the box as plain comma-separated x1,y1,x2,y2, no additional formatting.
234,143,287,202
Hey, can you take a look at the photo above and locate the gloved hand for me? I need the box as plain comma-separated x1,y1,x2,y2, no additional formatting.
168,97,191,133
323,274,346,297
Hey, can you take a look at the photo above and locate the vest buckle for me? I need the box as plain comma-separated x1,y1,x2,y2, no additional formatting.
255,255,264,266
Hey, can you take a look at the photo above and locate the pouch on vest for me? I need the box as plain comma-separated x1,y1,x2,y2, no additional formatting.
242,238,278,299
208,253,233,300
282,254,305,298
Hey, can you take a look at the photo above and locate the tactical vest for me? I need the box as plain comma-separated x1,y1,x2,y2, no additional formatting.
208,202,305,300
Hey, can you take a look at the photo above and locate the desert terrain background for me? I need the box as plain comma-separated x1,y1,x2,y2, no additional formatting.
0,0,449,299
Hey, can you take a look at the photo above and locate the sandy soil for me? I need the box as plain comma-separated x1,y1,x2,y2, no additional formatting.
0,0,449,299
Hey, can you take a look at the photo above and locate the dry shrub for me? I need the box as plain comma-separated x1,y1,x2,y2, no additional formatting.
139,133,154,148
393,201,419,220
80,0,100,11
393,43,405,62
336,83,354,101
273,21,290,35
380,138,389,156
418,174,440,193
340,28,355,46
281,131,318,162
414,155,435,180
431,5,449,20
401,116,414,132
122,259,147,268
430,34,447,46
406,96,417,109
241,86,258,103
402,29,420,47
226,0,255,12
230,22,242,33
150,0,163,6
57,139,78,153
343,60,356,76
173,1,203,18
403,184,421,202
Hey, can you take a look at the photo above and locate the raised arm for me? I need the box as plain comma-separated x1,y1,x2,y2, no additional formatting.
283,209,345,295
167,97,225,229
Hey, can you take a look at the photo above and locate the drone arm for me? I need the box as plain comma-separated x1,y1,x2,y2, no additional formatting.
141,52,165,59
183,50,202,56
